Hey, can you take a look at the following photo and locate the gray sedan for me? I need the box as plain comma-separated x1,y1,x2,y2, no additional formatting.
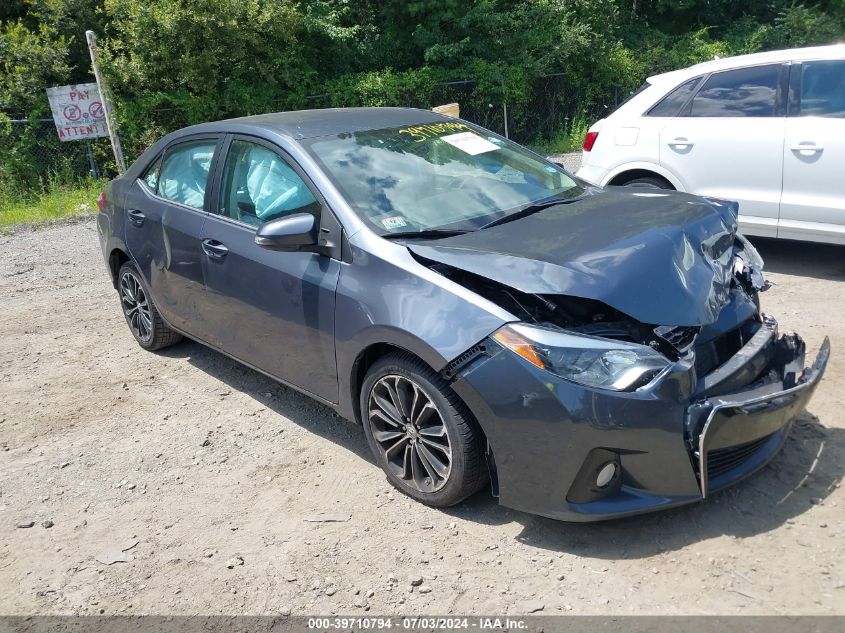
96,107,828,521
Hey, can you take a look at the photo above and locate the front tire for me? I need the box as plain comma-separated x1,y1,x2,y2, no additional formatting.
360,352,487,507
622,175,673,189
117,262,182,351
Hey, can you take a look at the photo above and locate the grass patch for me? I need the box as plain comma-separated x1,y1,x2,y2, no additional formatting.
0,179,106,229
530,113,593,155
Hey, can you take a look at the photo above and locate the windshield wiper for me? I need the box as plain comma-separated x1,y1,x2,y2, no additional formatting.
479,194,586,230
381,229,470,240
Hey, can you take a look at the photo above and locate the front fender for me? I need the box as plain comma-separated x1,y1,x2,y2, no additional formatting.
334,234,512,421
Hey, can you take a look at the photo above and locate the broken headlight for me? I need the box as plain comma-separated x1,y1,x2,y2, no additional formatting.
493,323,670,391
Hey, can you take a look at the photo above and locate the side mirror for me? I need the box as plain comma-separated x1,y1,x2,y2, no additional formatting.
254,213,318,252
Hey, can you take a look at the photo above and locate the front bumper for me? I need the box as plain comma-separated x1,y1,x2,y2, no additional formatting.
450,320,830,522
691,334,829,497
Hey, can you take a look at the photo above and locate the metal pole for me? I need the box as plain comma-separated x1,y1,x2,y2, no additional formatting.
86,142,99,179
503,101,509,139
86,30,126,173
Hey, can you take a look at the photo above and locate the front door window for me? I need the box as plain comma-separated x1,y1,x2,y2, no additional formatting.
219,140,320,227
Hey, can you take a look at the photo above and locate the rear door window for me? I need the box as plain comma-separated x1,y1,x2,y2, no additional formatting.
141,155,162,192
796,60,845,118
688,65,780,117
158,140,218,210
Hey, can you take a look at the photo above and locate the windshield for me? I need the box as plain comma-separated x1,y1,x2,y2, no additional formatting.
303,121,582,234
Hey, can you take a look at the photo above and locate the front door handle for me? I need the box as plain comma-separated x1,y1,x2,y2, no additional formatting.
668,137,694,149
201,238,229,260
790,142,824,155
127,209,145,227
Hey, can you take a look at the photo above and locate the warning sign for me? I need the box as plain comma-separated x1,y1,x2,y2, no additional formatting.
46,83,109,142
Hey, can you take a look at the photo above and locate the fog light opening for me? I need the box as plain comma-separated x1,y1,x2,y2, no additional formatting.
596,462,618,488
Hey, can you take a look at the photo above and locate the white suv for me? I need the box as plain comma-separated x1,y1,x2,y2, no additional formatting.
576,44,845,244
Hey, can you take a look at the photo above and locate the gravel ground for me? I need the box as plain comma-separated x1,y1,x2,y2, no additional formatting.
0,218,843,616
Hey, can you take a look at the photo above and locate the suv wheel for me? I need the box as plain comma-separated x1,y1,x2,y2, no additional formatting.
360,352,487,507
622,176,673,189
118,262,182,351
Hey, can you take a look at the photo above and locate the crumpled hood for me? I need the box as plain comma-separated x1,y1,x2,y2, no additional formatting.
408,189,743,327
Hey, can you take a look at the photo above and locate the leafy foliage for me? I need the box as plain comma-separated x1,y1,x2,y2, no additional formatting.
1,0,844,191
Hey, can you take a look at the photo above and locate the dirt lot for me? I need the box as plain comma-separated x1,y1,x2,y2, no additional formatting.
0,218,843,616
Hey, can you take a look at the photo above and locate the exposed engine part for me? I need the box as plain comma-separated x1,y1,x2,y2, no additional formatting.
733,233,771,295
424,259,694,357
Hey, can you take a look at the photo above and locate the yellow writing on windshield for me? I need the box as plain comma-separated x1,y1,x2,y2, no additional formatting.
398,121,468,142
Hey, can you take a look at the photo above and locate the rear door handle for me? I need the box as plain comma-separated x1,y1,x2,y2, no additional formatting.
127,209,145,227
201,238,229,260
668,137,694,149
790,142,823,154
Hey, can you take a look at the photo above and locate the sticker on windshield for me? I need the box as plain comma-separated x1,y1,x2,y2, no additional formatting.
381,216,407,230
441,132,499,155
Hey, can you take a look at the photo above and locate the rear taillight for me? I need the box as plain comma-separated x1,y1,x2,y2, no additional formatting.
97,191,107,210
583,131,599,152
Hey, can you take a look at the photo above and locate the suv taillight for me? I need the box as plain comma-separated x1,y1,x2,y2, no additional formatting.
583,131,599,152
97,191,107,210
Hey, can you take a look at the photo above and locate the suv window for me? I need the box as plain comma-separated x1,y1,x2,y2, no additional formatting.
158,140,217,210
688,64,780,117
219,140,319,227
647,77,701,117
797,60,845,118
142,155,162,192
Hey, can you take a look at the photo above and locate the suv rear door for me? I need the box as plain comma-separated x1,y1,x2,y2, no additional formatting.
659,64,787,237
780,59,845,243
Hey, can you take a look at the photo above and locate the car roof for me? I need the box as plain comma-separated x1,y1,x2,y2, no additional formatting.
648,43,845,85
173,107,451,141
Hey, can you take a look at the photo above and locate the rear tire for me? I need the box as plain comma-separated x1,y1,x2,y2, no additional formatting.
621,175,674,189
360,352,487,507
117,262,183,351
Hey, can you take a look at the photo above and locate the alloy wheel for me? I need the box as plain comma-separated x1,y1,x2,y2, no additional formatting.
120,270,153,343
367,375,453,493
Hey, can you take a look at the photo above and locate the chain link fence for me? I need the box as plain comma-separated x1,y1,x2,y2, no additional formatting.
5,118,113,183
2,76,622,190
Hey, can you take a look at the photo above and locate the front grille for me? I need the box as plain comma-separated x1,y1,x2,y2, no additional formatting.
706,434,772,480
655,325,699,353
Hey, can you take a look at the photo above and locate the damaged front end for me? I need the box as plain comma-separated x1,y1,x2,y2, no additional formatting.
421,233,772,369
417,230,829,520
688,324,829,497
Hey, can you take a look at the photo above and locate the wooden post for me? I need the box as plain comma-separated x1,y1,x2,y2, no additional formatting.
86,30,126,173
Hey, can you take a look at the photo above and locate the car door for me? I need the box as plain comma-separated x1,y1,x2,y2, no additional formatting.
779,59,845,243
659,64,787,238
199,135,341,402
123,136,221,336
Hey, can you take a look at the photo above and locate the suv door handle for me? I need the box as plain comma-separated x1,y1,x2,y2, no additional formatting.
201,238,229,260
790,142,823,154
127,209,145,227
668,137,694,149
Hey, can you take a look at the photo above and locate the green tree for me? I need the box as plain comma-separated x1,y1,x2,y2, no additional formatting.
101,0,315,152
0,19,70,115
